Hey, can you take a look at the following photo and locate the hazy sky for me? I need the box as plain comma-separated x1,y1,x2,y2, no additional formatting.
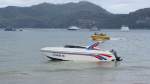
0,0,150,14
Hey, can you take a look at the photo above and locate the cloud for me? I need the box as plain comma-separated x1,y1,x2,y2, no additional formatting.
0,0,150,14
107,0,150,14
88,0,150,14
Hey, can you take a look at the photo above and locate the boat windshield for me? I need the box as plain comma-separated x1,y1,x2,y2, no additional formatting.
64,45,86,49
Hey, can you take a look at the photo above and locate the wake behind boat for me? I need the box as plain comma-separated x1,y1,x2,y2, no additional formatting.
41,42,122,62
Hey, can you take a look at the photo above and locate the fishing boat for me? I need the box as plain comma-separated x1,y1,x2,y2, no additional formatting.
91,33,110,41
40,42,122,62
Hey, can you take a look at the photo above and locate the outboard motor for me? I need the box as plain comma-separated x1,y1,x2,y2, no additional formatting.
110,49,122,61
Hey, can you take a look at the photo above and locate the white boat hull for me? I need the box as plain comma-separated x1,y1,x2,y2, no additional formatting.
41,47,117,62
43,52,102,62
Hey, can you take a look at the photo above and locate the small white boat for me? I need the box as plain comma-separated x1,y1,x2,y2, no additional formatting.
121,25,130,32
90,26,99,31
67,26,80,30
41,42,122,62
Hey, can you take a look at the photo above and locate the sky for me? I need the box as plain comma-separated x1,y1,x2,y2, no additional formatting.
0,0,150,14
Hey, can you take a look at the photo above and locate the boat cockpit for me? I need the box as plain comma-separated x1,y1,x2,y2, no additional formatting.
64,45,86,49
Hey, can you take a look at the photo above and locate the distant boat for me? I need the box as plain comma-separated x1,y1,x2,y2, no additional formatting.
90,26,99,31
67,26,80,30
18,28,23,31
4,28,16,31
121,25,130,32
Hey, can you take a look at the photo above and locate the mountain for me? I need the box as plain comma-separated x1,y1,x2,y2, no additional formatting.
0,1,114,28
127,8,150,28
0,1,150,29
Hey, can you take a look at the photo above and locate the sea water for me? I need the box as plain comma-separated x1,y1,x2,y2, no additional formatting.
0,29,150,84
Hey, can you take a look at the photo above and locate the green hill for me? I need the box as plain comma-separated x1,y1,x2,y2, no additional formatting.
0,1,150,29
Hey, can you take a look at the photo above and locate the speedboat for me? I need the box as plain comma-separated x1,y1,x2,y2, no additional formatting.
91,33,110,41
40,42,122,62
